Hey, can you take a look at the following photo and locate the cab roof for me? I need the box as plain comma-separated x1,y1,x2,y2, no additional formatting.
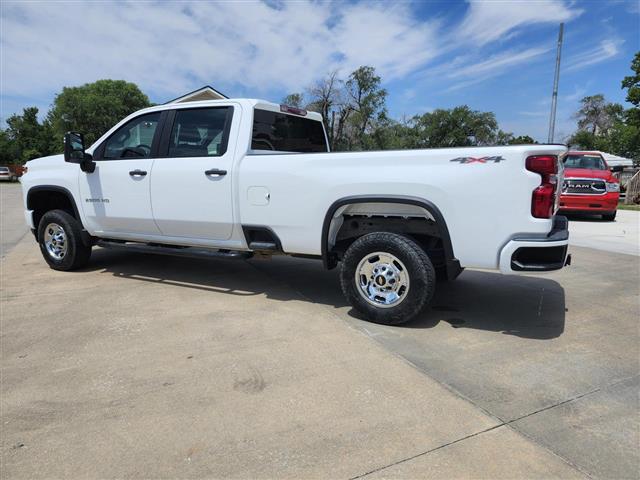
137,98,323,122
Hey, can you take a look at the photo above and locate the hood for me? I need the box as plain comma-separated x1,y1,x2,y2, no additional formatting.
25,154,65,169
563,167,614,181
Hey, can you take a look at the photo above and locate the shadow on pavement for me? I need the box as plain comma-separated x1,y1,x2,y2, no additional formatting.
86,249,565,340
563,213,613,222
399,270,566,340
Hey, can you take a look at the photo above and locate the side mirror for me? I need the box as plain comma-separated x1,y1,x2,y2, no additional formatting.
611,165,624,173
64,132,95,173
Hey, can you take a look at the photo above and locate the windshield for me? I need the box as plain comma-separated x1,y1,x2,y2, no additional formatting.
0,167,9,172
563,154,606,170
251,109,328,153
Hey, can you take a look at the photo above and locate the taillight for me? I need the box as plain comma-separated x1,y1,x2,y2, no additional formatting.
526,155,558,219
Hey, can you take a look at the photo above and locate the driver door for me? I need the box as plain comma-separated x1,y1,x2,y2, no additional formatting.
78,112,163,236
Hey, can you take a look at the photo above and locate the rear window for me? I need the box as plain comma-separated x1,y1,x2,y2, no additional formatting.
251,109,327,153
564,154,606,170
0,167,9,172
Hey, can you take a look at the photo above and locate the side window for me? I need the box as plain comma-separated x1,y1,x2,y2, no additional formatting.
168,107,231,158
102,112,161,160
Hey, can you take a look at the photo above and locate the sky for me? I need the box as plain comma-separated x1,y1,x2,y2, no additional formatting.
1,0,638,142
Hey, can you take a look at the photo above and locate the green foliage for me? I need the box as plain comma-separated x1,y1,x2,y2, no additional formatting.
573,94,624,135
621,51,640,128
281,93,304,108
509,135,537,145
409,106,502,148
0,130,18,164
4,107,53,163
343,66,387,150
568,54,640,161
47,79,151,146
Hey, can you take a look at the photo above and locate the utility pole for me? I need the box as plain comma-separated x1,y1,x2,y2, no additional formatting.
548,23,564,143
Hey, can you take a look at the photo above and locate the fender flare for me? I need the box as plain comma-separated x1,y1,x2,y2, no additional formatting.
27,185,91,244
27,185,82,219
320,195,461,279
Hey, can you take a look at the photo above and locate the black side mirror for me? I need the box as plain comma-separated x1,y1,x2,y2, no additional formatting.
611,165,624,173
64,132,95,173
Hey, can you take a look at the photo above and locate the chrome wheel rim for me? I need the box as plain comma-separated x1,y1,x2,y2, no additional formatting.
43,223,67,260
355,251,410,308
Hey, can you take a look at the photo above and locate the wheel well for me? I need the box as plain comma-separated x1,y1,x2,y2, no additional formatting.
322,197,462,280
333,214,444,265
27,187,79,235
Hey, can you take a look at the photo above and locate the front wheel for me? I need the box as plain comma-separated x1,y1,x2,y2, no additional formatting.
602,211,617,221
340,232,436,325
37,210,92,271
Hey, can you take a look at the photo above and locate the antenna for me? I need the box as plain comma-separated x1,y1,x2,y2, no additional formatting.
548,23,564,143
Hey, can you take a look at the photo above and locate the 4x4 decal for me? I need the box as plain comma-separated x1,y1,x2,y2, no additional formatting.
450,156,505,164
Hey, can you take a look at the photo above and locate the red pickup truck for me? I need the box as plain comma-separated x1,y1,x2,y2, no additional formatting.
559,151,620,221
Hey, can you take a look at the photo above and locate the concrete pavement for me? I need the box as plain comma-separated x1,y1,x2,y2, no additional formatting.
1,241,586,479
0,183,28,258
568,210,639,256
1,186,639,478
254,247,639,479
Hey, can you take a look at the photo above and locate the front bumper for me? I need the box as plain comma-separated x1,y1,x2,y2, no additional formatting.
559,192,619,214
499,215,570,274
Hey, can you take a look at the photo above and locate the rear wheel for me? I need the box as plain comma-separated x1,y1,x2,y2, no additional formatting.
340,232,435,325
602,211,617,221
37,210,92,271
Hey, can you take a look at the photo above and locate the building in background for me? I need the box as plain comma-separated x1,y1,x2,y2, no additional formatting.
165,86,227,104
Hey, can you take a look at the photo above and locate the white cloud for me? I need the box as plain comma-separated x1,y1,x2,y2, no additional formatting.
563,38,623,72
458,0,580,46
0,1,440,101
443,46,550,91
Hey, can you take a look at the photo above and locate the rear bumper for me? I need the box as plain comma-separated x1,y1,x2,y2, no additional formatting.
559,192,618,214
499,215,570,274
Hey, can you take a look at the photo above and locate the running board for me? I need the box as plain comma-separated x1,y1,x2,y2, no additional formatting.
97,240,253,260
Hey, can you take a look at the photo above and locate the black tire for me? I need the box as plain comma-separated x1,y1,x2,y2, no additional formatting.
602,211,617,221
37,209,92,271
340,232,436,325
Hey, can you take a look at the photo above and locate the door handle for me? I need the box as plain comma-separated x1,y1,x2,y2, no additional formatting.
204,169,227,177
129,169,147,177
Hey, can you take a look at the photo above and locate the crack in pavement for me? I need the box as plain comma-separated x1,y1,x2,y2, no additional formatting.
234,260,635,480
349,374,640,479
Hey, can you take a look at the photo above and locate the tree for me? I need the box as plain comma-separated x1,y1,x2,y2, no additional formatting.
509,135,537,145
621,51,640,128
574,94,624,136
410,106,501,148
47,79,151,146
4,107,52,163
344,66,387,150
0,130,19,164
305,70,341,149
281,93,304,108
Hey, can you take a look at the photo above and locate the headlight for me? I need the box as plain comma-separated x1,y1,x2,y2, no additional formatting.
606,182,620,192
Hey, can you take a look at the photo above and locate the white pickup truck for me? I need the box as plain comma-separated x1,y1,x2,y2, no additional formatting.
21,99,570,324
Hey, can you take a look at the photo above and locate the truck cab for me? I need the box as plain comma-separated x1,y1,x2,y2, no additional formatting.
559,151,620,221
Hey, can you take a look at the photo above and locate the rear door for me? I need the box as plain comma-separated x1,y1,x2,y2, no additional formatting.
78,111,163,236
149,106,236,240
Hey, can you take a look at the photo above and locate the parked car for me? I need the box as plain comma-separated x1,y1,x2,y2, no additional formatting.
0,166,12,181
20,99,571,325
0,165,26,182
559,151,621,221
